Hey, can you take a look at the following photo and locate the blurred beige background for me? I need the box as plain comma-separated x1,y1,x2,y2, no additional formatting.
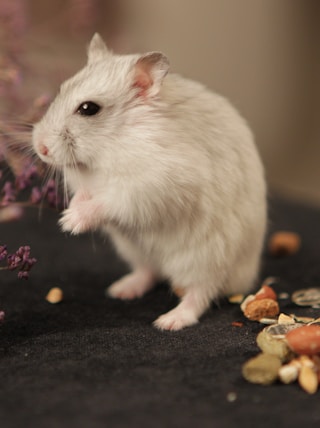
2,0,320,207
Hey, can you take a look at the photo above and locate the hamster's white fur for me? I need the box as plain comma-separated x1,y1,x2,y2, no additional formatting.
33,34,267,330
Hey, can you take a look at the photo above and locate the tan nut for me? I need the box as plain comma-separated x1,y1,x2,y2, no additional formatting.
46,287,63,304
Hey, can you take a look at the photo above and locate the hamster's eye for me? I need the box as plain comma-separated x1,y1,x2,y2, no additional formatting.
76,101,101,116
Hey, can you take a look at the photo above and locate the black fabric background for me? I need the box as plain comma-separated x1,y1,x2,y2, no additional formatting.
1,196,320,428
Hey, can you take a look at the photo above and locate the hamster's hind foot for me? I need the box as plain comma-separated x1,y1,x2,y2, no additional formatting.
107,268,155,300
153,287,211,331
153,308,199,331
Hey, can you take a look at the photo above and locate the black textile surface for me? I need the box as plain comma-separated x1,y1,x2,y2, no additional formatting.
1,197,320,428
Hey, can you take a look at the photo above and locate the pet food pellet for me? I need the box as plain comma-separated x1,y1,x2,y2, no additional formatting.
244,298,280,321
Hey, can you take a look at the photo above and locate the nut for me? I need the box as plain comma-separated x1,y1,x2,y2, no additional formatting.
244,298,280,321
268,231,301,257
286,325,320,355
46,287,63,304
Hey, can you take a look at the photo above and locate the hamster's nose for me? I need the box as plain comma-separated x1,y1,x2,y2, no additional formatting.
39,143,49,156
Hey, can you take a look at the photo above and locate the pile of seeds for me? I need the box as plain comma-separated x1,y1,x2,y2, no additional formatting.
241,309,320,394
233,231,320,394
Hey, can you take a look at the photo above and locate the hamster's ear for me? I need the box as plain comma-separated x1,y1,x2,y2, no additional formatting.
133,52,169,97
87,33,111,64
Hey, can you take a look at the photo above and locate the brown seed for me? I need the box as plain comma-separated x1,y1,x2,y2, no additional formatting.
244,298,280,321
298,365,318,394
46,287,63,304
268,231,301,257
286,325,320,355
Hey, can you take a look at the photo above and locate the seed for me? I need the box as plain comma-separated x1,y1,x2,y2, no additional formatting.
231,321,244,327
298,366,318,394
226,392,237,402
242,353,282,385
257,328,294,362
298,355,315,368
259,318,278,325
278,364,299,384
240,294,255,312
292,288,320,307
278,313,295,325
278,292,290,300
268,231,301,256
291,315,316,324
264,323,302,339
46,287,63,304
228,294,244,304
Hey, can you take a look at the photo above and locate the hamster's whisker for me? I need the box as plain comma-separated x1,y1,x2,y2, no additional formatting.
62,164,70,208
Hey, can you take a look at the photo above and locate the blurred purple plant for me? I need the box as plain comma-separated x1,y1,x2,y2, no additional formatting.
0,244,36,279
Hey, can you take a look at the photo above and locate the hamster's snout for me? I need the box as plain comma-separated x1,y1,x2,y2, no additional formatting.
39,143,49,156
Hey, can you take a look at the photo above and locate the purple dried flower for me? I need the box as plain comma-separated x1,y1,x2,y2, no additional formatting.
1,181,16,205
42,179,61,208
30,186,42,204
0,245,8,261
16,245,30,260
0,311,4,323
7,253,21,270
17,271,28,279
15,164,38,191
2,244,36,279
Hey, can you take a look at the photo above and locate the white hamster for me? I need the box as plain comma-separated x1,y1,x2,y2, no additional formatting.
32,33,267,331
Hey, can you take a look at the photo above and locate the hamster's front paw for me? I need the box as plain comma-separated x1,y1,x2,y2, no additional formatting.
59,206,90,235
